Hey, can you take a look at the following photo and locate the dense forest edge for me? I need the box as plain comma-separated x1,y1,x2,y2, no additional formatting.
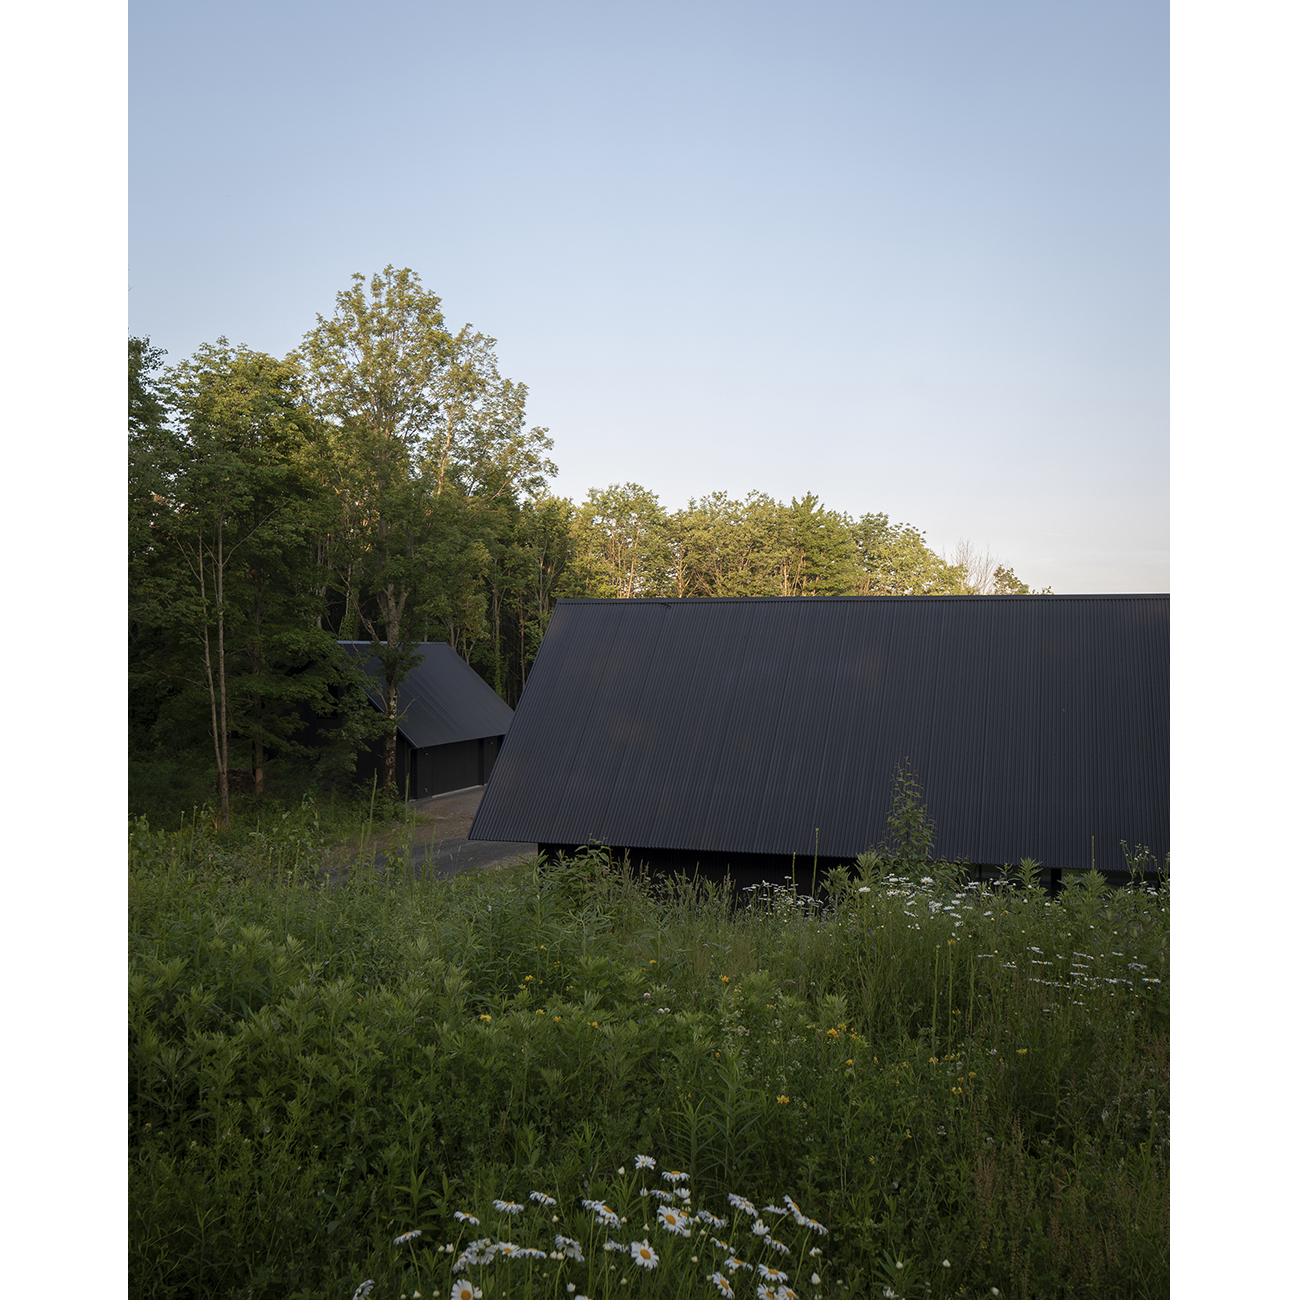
129,266,1050,831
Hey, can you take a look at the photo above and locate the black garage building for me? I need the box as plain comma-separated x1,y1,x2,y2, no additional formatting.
345,642,515,799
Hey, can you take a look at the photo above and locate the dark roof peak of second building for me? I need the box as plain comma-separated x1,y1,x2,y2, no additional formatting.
340,641,514,749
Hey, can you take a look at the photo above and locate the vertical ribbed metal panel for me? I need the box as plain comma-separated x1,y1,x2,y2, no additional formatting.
467,596,1169,873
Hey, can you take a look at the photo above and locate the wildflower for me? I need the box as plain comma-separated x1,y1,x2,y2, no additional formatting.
493,1199,526,1215
394,1229,422,1245
896,1259,904,1269
568,1287,577,1295
803,1216,827,1236
763,1204,784,1215
353,1283,375,1300
556,1235,585,1259
758,1264,789,1283
883,1290,898,1299
725,1256,753,1272
809,1247,822,1257
858,885,870,893
479,1014,491,1023
776,1095,791,1104
751,1219,771,1236
454,1211,480,1226
942,1260,950,1268
811,1274,821,1285
604,1240,629,1252
650,1189,674,1201
758,1286,778,1300
721,975,730,982
658,1204,691,1235
530,1190,557,1205
711,1273,736,1297
635,1154,656,1169
768,1238,790,1255
450,1284,481,1300
729,1193,758,1217
631,1239,659,1269
663,1169,690,1183
776,1288,799,1300
696,1208,727,1227
618,1166,626,1175
783,1195,803,1218
674,1188,692,1201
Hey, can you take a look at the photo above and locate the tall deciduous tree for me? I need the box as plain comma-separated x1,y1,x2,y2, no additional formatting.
156,341,328,824
300,267,555,792
567,482,670,598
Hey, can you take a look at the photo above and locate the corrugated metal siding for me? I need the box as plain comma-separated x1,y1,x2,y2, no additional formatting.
467,597,1168,873
341,642,515,749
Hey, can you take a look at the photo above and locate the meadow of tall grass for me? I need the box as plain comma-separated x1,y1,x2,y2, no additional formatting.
128,810,1168,1300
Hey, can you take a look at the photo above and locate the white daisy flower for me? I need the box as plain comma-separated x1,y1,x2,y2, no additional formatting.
657,1205,691,1236
604,1240,628,1252
751,1219,771,1237
493,1199,525,1215
728,1194,759,1218
393,1229,422,1245
352,1283,375,1300
650,1189,674,1201
763,1204,785,1215
768,1238,791,1256
530,1191,557,1206
635,1154,656,1169
696,1209,727,1227
631,1239,659,1269
449,1283,481,1300
710,1273,736,1297
453,1211,479,1225
725,1256,753,1273
757,1263,788,1283
662,1169,690,1184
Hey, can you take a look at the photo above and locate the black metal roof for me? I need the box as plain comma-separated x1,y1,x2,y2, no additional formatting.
340,642,514,749
467,596,1169,873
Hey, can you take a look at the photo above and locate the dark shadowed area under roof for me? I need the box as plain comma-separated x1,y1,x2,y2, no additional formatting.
467,596,1169,874
341,642,514,748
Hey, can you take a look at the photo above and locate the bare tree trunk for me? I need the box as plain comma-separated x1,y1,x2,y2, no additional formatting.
384,677,399,797
215,521,230,827
197,540,228,828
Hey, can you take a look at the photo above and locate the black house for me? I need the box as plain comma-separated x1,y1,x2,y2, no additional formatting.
344,642,515,799
467,596,1169,887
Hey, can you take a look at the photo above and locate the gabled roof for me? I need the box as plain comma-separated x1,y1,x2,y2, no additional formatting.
467,596,1169,873
340,642,514,749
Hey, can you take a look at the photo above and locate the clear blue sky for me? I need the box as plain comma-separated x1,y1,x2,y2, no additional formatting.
129,0,1168,593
